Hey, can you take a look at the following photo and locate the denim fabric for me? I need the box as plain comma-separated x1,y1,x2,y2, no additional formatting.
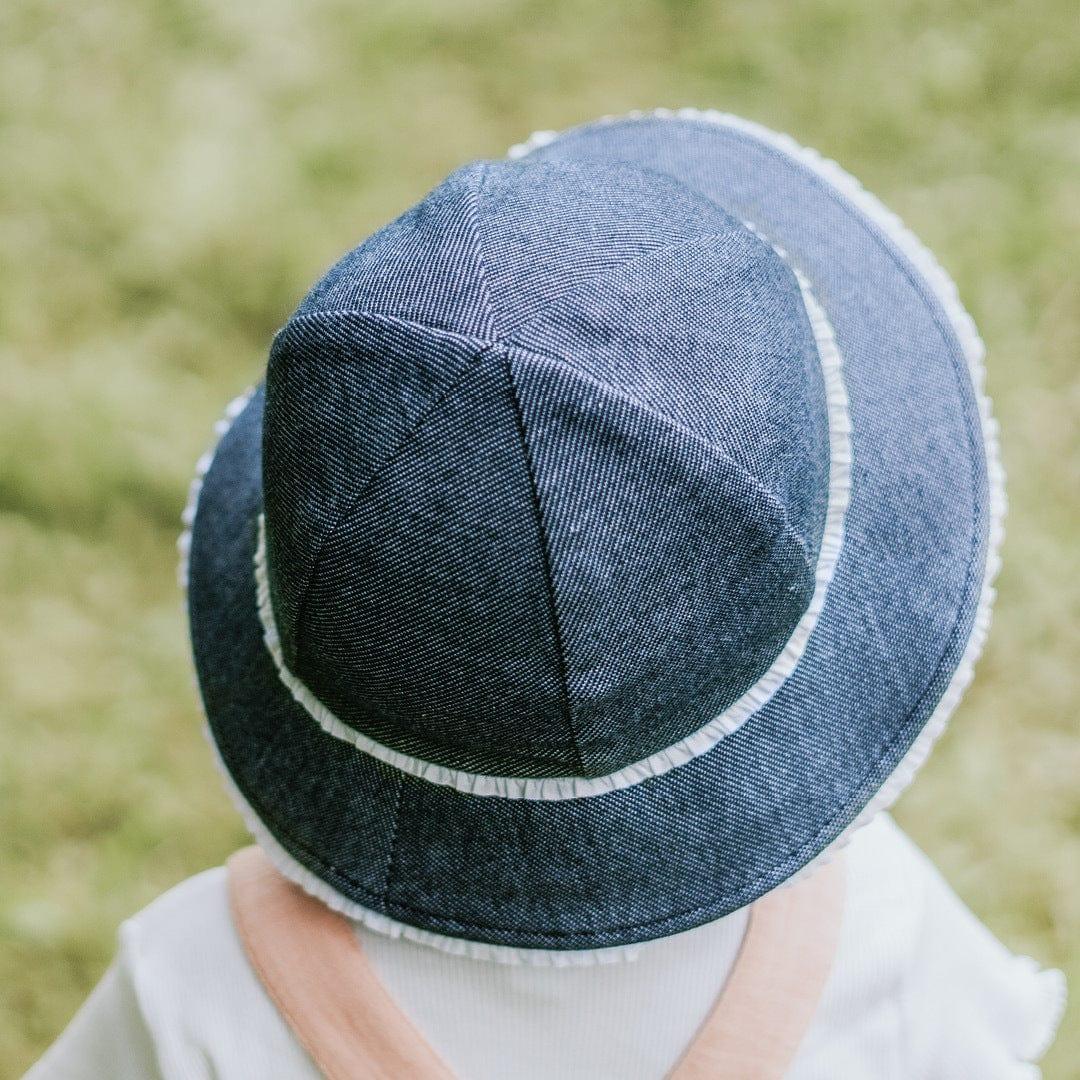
188,115,990,950
262,160,828,777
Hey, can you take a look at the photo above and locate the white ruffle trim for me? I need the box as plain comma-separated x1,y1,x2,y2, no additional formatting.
250,269,850,800
176,388,256,591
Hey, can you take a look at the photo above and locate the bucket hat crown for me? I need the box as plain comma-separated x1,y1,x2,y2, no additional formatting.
260,158,836,783
184,110,1003,962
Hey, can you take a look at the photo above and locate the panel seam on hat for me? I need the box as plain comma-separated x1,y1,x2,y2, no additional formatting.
468,160,586,774
288,340,498,672
508,339,816,573
280,307,489,355
462,162,504,338
502,349,588,776
490,229,742,348
379,769,406,907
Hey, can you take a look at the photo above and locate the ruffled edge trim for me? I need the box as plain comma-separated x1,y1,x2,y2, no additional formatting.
176,388,255,591
248,265,851,800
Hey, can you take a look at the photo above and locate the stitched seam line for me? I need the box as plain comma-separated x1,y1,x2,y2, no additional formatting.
280,308,487,353
503,351,587,776
276,230,743,361
471,160,587,773
289,341,496,670
515,341,816,572
379,771,405,904
463,162,502,337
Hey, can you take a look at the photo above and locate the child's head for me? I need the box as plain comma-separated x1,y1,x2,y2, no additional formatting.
181,110,1003,963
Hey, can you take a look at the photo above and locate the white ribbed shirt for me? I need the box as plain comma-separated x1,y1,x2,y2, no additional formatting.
26,815,1064,1079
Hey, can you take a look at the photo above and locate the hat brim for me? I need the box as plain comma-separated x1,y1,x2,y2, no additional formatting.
186,111,1002,959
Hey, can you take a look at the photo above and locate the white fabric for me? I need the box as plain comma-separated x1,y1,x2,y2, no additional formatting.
25,816,1064,1080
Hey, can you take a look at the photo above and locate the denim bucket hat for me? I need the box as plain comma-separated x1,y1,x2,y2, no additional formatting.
180,109,1004,963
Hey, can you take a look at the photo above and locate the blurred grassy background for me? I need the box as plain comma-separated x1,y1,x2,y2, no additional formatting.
1,0,1077,1075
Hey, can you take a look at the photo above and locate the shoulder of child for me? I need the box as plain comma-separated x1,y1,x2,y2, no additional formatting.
60,829,1064,1080
115,863,319,1080
794,815,1065,1080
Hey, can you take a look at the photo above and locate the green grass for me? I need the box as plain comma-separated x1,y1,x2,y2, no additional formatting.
1,0,1077,1075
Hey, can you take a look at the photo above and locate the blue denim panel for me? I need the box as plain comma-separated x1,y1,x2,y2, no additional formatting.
294,350,577,777
505,344,813,774
189,387,403,900
263,315,484,663
296,164,498,340
468,160,742,330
